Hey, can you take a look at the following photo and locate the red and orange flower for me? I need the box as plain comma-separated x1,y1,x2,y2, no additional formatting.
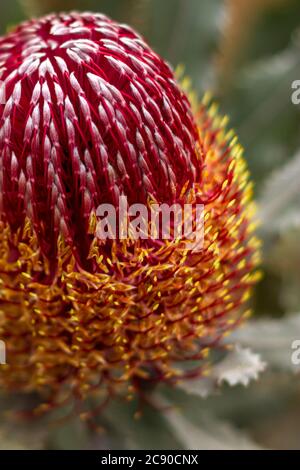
0,12,261,410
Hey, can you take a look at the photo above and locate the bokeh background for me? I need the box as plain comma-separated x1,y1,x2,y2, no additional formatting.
0,0,300,450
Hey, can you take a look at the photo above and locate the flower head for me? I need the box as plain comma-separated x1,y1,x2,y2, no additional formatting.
0,12,260,410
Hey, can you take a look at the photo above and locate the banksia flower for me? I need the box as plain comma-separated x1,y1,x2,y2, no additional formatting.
0,12,260,411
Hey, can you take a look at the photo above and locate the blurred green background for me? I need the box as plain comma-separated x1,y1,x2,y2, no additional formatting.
0,0,300,450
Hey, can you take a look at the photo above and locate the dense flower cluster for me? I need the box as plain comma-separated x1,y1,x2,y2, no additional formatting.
0,12,260,410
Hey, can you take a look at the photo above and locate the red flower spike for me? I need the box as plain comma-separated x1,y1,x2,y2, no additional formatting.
0,12,261,411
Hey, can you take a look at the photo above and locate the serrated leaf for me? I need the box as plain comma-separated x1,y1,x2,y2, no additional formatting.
231,314,300,373
213,346,267,386
178,346,266,398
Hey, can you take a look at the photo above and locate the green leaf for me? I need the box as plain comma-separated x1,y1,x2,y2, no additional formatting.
157,395,262,450
259,150,300,234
